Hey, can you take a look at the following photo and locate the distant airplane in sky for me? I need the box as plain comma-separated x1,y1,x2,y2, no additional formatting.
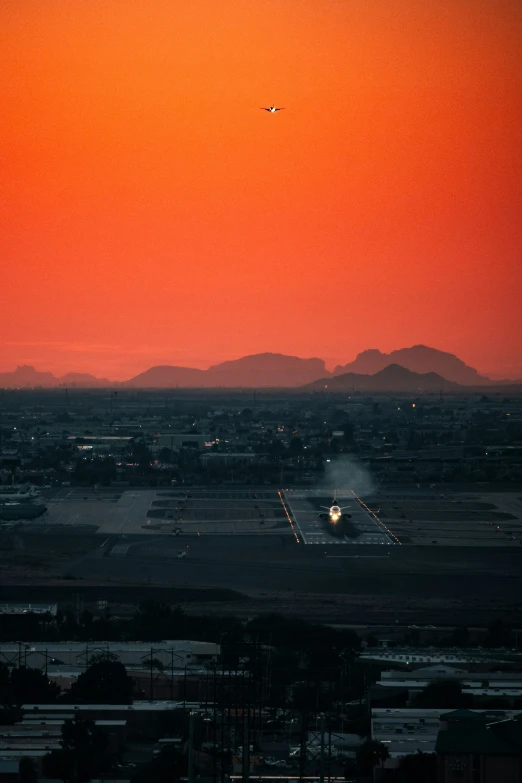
261,105,284,113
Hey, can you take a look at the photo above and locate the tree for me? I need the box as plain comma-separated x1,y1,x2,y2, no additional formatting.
131,744,186,783
0,704,24,725
484,620,512,648
79,609,93,628
68,659,134,704
414,679,470,709
133,600,177,641
356,740,389,774
292,681,335,713
9,666,61,703
0,662,10,697
132,438,152,467
450,625,470,647
42,715,108,783
19,756,38,783
399,750,436,783
289,436,304,455
267,439,285,460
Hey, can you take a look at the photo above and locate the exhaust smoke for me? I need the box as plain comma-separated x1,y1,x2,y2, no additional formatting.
321,455,375,498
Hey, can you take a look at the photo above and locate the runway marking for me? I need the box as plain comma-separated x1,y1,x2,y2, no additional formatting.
110,543,130,556
279,491,302,543
326,555,390,559
351,490,401,545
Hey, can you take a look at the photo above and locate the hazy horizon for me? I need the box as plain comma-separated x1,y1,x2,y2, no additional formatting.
1,343,521,382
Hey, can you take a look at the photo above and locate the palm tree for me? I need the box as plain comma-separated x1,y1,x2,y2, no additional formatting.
356,740,390,774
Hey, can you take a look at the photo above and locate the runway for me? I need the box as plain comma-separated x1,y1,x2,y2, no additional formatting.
283,489,395,545
5,486,522,625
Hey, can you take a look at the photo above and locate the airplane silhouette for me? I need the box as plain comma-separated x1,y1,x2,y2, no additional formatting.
319,491,352,523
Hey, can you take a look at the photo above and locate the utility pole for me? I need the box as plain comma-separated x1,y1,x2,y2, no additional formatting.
73,593,83,625
212,665,218,783
171,649,174,701
188,711,196,783
299,707,308,783
150,647,154,702
242,708,250,783
319,715,324,783
328,712,332,783
184,665,187,709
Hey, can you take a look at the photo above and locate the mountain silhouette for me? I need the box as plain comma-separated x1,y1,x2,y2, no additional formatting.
60,372,112,387
122,365,206,388
0,365,57,388
124,353,326,387
307,364,460,392
0,366,110,389
0,347,508,389
334,345,490,385
206,353,326,387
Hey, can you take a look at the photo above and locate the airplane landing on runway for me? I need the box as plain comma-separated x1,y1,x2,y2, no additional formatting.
282,489,396,545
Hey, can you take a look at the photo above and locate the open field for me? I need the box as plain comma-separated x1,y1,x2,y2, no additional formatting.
2,533,522,626
362,490,522,546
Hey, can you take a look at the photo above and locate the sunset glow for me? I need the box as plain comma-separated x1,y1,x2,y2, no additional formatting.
1,0,521,379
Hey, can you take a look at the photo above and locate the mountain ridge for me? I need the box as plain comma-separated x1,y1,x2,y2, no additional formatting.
123,353,327,388
333,344,490,385
0,348,518,389
306,363,461,392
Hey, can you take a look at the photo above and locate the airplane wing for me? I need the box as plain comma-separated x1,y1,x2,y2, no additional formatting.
320,506,331,510
261,108,271,111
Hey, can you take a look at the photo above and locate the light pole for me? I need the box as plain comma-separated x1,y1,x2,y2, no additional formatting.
188,711,197,783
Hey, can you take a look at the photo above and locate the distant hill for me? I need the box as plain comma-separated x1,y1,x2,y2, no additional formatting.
0,355,327,389
485,366,522,381
334,345,490,386
122,365,206,388
59,372,112,387
1,346,513,389
123,353,327,388
307,364,460,392
0,366,114,389
0,365,58,388
206,353,327,387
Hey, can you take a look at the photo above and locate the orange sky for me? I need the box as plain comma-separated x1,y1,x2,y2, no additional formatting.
1,0,521,379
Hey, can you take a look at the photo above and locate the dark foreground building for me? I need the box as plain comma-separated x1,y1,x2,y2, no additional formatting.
436,709,522,782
